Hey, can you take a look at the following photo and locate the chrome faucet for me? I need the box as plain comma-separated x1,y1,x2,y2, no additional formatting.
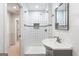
53,36,62,43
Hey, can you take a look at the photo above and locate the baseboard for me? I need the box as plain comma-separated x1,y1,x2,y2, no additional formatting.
24,54,46,56
0,53,8,56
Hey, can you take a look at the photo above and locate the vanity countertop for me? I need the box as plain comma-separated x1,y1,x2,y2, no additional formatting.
42,38,72,50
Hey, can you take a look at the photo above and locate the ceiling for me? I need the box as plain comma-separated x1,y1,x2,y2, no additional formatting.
7,3,20,14
23,3,49,11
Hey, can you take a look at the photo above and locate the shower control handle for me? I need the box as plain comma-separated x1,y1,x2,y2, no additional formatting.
44,29,47,32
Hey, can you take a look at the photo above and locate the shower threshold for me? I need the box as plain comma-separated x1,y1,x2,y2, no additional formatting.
24,46,46,56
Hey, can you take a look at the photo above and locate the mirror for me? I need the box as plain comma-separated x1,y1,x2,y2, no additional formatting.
55,3,69,30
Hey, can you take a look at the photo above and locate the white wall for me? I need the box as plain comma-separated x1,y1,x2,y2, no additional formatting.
4,4,10,53
0,3,8,53
52,3,79,56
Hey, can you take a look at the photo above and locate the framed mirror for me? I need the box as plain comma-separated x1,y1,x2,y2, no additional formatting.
55,3,69,30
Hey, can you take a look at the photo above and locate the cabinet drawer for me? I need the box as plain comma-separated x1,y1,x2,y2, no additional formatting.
53,50,72,56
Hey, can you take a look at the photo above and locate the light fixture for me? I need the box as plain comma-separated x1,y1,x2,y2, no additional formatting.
15,18,19,21
13,6,17,9
56,6,59,8
46,8,48,11
35,5,39,8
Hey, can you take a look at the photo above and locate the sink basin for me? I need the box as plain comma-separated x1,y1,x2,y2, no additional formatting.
42,38,72,50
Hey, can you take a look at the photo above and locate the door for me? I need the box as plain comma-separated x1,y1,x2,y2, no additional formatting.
7,3,22,56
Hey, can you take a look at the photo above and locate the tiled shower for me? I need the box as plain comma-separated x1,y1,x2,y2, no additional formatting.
22,3,52,55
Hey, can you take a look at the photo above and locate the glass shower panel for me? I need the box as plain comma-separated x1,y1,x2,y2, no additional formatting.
23,10,52,51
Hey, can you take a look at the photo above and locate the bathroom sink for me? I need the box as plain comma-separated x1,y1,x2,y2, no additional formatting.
42,38,72,50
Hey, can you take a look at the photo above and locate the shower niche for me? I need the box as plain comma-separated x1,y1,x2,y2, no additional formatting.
34,23,40,29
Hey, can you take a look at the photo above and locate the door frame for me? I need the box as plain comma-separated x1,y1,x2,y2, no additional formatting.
18,3,23,56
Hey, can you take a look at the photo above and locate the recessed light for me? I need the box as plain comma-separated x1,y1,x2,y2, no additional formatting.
13,6,17,9
46,8,48,11
56,6,59,8
15,18,19,21
35,5,39,8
